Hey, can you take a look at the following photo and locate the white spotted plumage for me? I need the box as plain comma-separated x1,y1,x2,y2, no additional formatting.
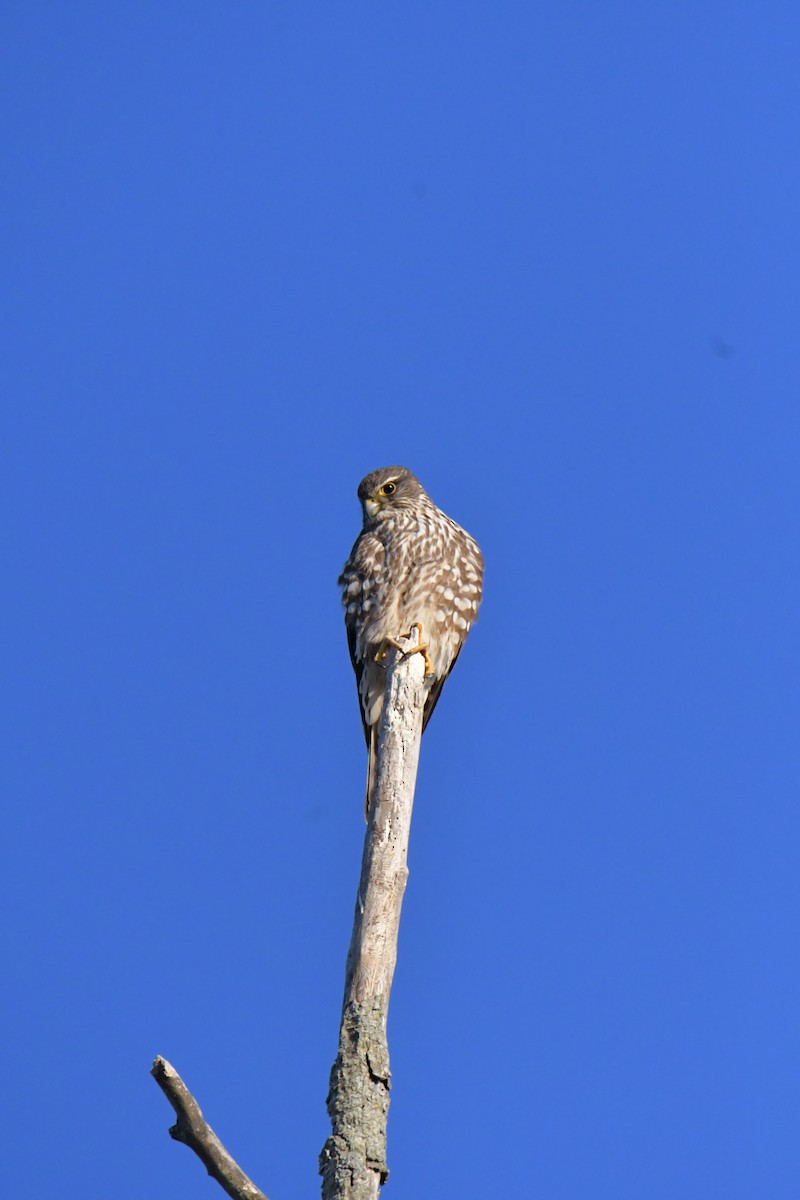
339,465,484,814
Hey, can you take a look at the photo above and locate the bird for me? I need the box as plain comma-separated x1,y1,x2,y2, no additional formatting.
339,465,484,814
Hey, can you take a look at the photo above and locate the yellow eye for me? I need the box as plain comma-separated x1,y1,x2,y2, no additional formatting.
381,481,397,496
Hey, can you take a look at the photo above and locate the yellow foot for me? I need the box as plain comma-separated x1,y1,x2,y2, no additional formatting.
405,624,435,676
373,625,434,675
373,635,405,663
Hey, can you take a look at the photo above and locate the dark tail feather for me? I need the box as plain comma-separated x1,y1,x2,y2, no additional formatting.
364,724,378,820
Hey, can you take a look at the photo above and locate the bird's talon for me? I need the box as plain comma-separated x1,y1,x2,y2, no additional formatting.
402,624,435,676
374,628,434,675
373,635,405,664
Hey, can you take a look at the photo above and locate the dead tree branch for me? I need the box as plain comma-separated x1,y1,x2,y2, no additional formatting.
320,628,427,1200
151,633,425,1200
151,1056,269,1200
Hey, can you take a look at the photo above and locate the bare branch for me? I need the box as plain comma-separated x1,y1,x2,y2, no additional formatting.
320,629,427,1200
152,635,425,1200
151,1056,269,1200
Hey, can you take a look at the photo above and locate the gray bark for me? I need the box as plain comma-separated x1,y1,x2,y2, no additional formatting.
151,632,425,1200
151,1056,269,1200
320,630,427,1200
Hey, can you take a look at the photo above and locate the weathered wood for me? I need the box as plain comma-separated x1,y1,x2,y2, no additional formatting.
151,1056,269,1200
151,632,425,1200
320,630,427,1200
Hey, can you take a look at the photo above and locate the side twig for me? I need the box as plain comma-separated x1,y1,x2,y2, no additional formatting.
151,1056,269,1200
320,628,427,1200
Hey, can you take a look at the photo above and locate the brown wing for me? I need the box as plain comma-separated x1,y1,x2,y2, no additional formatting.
346,620,370,747
420,518,482,731
339,530,384,748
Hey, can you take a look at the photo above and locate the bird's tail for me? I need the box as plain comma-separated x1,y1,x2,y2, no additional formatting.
364,724,378,820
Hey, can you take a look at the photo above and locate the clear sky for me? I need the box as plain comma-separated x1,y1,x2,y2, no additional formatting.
3,5,799,1198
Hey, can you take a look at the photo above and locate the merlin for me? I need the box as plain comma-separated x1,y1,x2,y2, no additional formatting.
339,465,484,813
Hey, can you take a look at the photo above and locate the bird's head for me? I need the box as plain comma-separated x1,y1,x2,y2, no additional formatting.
357,465,424,524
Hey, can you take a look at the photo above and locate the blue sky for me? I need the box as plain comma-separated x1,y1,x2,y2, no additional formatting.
3,4,799,1197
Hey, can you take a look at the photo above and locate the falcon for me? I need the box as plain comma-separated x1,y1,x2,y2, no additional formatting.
339,465,484,813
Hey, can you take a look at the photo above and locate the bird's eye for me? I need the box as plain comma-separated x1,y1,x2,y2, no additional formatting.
381,481,397,496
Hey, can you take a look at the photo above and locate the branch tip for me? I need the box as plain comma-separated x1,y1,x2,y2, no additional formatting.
150,1055,269,1200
